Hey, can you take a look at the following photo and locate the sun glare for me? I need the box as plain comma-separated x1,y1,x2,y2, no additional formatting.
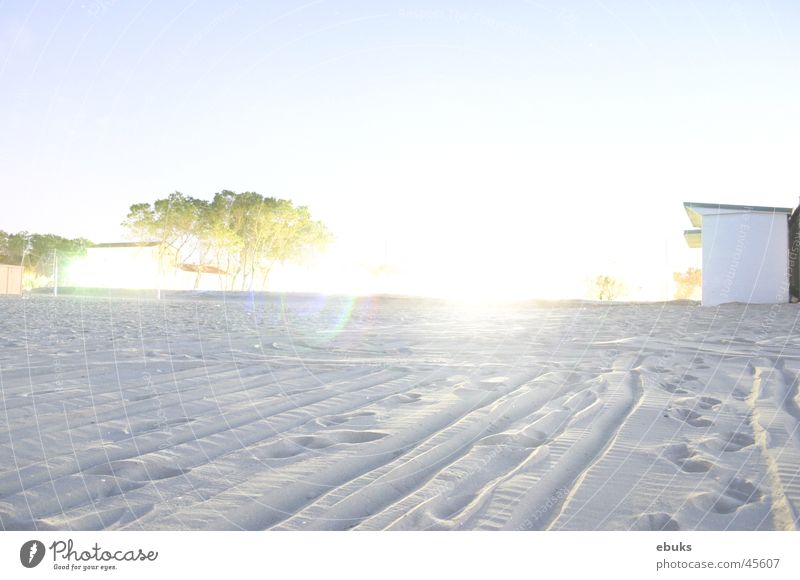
66,255,159,290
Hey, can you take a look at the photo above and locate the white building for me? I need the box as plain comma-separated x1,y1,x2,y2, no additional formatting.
66,242,228,291
683,202,793,306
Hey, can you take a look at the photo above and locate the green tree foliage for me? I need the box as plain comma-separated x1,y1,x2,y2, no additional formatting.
123,190,332,290
0,230,92,288
673,267,701,300
123,192,206,270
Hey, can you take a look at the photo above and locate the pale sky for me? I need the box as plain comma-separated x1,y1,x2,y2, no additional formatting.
2,0,800,299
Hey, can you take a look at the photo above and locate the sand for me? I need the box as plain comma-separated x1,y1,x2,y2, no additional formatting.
0,293,798,531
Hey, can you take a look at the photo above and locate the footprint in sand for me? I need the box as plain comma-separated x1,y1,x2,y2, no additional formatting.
86,460,187,482
659,381,689,395
694,477,763,514
316,410,376,428
720,431,755,452
669,407,713,428
697,396,722,410
258,436,335,459
731,390,750,401
631,512,680,531
258,430,388,459
663,443,713,473
80,460,188,499
324,430,388,444
387,392,422,404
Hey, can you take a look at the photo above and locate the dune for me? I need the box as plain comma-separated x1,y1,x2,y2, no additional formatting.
1,294,799,531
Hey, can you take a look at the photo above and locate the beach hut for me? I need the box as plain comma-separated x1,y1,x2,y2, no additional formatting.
0,264,23,295
789,205,800,301
683,202,793,306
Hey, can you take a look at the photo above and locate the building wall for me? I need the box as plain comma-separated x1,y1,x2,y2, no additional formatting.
0,264,23,295
790,207,800,301
68,246,161,289
66,246,227,291
702,212,788,306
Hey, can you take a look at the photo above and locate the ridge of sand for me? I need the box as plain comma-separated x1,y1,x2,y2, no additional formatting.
1,295,799,530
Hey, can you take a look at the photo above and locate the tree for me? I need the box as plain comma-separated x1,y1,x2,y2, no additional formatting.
0,230,92,288
123,190,332,291
211,191,331,290
673,267,701,300
592,274,624,301
123,192,208,280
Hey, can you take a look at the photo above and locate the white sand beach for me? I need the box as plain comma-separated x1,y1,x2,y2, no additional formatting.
1,294,799,531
